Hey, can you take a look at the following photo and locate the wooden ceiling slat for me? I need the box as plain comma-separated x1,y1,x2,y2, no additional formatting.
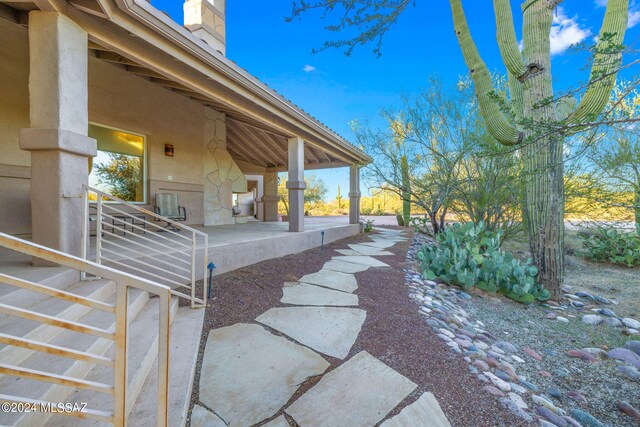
236,124,289,166
227,132,269,167
227,128,274,167
231,123,284,167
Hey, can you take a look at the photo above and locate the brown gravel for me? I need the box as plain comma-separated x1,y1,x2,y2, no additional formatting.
188,229,531,426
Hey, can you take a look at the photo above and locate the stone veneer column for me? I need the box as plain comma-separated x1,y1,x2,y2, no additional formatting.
203,107,247,226
261,172,279,222
20,11,96,259
287,137,306,232
349,165,361,225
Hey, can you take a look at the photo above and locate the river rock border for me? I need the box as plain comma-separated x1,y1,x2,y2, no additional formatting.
405,233,640,426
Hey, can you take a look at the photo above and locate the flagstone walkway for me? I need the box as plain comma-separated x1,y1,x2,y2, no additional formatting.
190,229,452,427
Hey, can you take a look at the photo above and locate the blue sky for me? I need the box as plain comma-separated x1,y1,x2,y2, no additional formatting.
153,0,640,200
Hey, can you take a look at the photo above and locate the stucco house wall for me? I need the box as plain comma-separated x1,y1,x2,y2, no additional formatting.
0,18,244,235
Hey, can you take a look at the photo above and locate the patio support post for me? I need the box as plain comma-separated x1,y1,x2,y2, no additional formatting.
261,172,279,221
287,136,306,232
20,11,96,261
349,164,361,225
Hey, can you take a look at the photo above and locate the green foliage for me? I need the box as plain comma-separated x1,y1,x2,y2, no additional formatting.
94,153,143,202
363,219,374,233
579,225,640,267
417,222,549,304
409,216,430,234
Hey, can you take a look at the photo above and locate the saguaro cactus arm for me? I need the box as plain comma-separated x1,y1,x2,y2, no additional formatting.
566,0,629,125
448,0,524,146
493,0,526,79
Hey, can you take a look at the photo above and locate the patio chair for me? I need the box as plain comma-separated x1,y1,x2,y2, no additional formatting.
154,193,187,230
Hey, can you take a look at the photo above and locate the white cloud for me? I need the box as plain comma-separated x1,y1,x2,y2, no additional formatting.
629,9,640,28
303,64,316,73
549,7,591,55
595,0,640,28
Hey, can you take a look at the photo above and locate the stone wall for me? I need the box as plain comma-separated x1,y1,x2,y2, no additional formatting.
203,108,247,225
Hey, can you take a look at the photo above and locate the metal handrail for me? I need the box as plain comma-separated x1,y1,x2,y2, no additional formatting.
0,232,171,426
82,185,209,308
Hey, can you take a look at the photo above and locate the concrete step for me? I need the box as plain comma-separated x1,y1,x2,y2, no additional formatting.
127,305,204,427
0,287,150,427
41,296,183,427
0,279,116,364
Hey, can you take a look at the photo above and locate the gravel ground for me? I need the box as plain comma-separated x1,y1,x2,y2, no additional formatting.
465,294,640,427
187,228,529,426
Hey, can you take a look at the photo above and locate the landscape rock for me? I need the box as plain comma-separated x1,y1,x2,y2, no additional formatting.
567,349,598,363
597,308,616,317
522,347,542,361
494,341,518,353
624,340,640,356
570,409,608,427
485,372,511,392
566,391,588,404
605,317,623,327
537,406,568,427
622,318,640,329
617,401,640,420
507,392,528,410
482,385,505,397
607,347,640,368
618,365,640,381
581,315,603,325
547,388,562,400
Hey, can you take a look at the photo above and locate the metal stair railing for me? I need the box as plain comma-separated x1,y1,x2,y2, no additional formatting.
82,185,208,308
0,232,171,427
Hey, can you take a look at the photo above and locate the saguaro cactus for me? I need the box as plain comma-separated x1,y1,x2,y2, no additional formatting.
448,0,629,299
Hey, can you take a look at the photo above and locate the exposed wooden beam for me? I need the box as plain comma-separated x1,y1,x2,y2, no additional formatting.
244,126,288,161
227,132,270,168
266,160,350,173
304,145,321,164
232,123,286,167
0,3,19,24
94,50,140,66
227,127,276,167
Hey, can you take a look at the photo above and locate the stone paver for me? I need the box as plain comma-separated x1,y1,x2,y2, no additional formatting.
380,392,451,427
299,270,358,293
199,323,329,427
335,249,363,256
286,351,417,427
190,405,226,427
358,240,396,249
281,282,359,306
256,307,366,359
322,260,370,274
332,255,390,268
348,243,394,256
261,416,291,427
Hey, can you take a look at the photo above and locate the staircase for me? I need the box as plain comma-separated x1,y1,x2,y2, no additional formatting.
0,187,209,427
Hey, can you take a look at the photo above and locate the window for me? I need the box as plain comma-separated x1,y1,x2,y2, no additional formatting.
88,124,146,203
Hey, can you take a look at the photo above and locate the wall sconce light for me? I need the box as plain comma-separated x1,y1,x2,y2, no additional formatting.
165,144,174,157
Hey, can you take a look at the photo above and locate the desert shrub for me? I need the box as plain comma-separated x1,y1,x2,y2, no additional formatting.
579,225,640,267
417,222,550,304
409,216,430,234
363,219,374,233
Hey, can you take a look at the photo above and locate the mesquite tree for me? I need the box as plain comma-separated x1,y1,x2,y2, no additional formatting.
291,0,630,299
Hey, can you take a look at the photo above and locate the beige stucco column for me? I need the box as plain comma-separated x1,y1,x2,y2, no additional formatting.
261,172,279,221
349,164,361,224
20,11,96,259
287,137,306,232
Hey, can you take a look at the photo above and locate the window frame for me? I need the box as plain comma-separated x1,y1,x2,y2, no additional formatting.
89,121,148,205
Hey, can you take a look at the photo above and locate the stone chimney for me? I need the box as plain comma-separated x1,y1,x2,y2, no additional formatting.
184,0,226,55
